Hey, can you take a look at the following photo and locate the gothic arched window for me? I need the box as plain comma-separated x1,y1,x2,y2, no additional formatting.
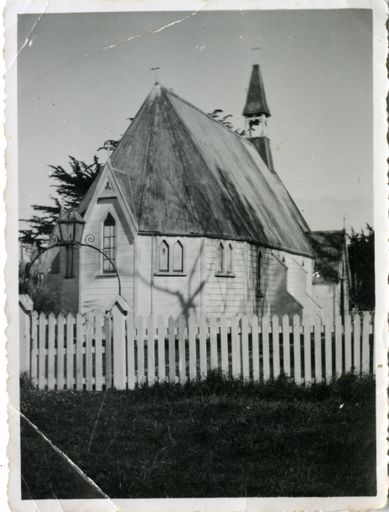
217,243,224,274
226,244,233,274
159,240,169,272
173,241,184,272
103,213,116,273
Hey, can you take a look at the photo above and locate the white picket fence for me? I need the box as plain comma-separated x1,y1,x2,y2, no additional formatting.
19,298,375,391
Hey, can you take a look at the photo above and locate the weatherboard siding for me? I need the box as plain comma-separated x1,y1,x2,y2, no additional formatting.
54,223,317,320
135,235,203,320
204,239,247,316
79,202,134,313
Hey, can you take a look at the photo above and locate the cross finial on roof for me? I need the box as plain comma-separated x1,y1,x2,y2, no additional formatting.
251,46,261,62
151,67,160,84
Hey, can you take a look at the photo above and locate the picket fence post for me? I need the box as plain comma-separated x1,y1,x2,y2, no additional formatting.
47,313,56,390
95,310,104,391
272,315,280,379
231,316,240,379
127,315,136,390
57,313,65,391
251,315,260,381
292,315,301,385
361,312,371,374
314,315,322,383
303,316,312,385
241,316,249,381
178,316,186,384
157,315,166,383
262,315,270,381
19,295,34,375
112,301,128,390
20,307,376,391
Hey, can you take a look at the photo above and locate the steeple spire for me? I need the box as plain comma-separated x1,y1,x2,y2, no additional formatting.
243,64,275,174
243,64,271,118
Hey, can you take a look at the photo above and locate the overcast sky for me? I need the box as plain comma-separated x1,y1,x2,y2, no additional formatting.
18,9,373,232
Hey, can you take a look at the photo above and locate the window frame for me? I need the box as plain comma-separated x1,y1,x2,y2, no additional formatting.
172,240,184,273
158,240,170,273
215,241,236,278
226,243,233,274
154,237,186,276
101,211,117,274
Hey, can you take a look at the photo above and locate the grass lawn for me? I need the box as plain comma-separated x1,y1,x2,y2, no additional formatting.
20,373,376,499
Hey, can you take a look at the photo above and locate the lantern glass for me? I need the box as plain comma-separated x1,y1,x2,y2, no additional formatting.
57,209,85,244
74,220,85,244
58,221,75,243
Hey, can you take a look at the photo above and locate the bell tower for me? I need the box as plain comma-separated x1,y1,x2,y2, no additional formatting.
243,64,275,173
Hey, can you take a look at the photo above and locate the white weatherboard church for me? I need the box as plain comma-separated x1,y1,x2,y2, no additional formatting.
44,65,350,321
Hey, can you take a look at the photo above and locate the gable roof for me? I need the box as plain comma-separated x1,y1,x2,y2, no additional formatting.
81,83,313,257
306,230,347,282
243,64,271,118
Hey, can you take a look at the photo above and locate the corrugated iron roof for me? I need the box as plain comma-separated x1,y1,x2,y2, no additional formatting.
306,230,346,282
84,84,313,257
243,64,271,118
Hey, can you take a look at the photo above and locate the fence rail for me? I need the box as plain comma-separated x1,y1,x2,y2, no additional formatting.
19,301,374,391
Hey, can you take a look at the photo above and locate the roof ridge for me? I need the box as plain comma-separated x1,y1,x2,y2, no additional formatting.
160,86,248,143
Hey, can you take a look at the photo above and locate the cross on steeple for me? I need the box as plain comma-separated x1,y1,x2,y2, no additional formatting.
251,46,261,63
151,67,160,83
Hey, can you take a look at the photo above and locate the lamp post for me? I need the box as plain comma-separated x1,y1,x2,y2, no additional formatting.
25,208,122,296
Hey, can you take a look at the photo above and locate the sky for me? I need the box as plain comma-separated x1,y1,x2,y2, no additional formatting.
18,9,373,232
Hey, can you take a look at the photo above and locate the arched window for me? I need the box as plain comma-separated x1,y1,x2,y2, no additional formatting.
173,241,184,272
256,250,262,296
217,243,224,273
103,213,116,273
159,240,169,272
226,244,233,274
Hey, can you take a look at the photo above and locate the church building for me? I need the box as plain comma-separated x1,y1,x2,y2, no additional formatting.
42,64,348,321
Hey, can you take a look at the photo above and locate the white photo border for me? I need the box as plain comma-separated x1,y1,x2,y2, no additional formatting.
5,1,388,511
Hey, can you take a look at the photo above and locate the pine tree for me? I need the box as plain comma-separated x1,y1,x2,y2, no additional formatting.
19,150,118,247
348,224,375,310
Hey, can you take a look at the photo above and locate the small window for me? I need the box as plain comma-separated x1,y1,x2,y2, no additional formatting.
159,240,169,272
173,241,184,272
226,244,233,273
103,213,116,273
217,243,224,273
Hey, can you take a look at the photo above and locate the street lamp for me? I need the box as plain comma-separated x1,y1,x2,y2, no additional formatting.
25,208,122,297
57,209,86,245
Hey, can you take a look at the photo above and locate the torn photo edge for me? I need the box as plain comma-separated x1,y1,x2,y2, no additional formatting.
4,0,388,511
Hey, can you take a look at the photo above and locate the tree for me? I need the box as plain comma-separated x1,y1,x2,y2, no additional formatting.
19,154,108,247
19,106,245,248
207,109,245,136
348,224,375,311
